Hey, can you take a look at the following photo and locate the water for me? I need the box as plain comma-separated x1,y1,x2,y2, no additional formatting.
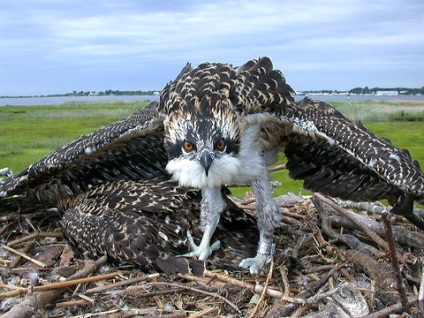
0,95,160,106
0,94,423,106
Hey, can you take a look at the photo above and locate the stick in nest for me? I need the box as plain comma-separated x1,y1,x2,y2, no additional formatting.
128,281,241,314
249,260,275,318
2,255,108,318
1,244,47,268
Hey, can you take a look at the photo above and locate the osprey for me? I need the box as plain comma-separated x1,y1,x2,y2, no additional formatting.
59,178,258,275
1,57,424,275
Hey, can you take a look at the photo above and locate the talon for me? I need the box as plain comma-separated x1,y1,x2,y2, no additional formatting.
210,240,221,252
186,230,197,250
180,231,220,260
239,253,272,275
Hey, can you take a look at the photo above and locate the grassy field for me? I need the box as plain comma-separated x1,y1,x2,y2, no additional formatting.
0,101,149,171
1,99,423,199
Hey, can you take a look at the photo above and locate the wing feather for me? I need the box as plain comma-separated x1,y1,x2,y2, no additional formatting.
0,101,168,209
60,178,258,274
281,98,424,206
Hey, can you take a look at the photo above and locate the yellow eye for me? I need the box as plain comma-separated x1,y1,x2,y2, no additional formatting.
183,141,195,152
216,139,226,151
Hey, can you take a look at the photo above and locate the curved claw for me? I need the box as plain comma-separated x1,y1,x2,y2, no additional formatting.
181,231,221,261
239,253,272,275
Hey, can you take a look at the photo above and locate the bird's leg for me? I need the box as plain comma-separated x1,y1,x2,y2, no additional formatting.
182,187,225,260
239,171,281,275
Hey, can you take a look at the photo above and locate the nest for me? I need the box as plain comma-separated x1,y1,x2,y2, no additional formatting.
1,192,424,317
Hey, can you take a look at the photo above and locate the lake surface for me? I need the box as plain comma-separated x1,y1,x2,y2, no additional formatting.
0,95,160,106
0,94,423,106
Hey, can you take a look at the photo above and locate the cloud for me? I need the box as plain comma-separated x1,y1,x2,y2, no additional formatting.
1,0,423,95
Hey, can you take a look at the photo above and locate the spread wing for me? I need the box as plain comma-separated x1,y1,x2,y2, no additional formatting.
281,98,424,203
0,101,169,211
280,97,424,221
223,57,424,227
60,178,258,275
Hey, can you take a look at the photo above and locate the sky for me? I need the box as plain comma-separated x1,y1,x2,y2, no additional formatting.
1,0,423,96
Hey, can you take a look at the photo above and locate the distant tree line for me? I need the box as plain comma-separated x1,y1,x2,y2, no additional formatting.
1,90,159,98
347,86,424,95
302,87,424,95
2,87,423,99
69,90,159,96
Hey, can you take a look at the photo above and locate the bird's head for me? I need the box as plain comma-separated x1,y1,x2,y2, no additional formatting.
163,93,241,188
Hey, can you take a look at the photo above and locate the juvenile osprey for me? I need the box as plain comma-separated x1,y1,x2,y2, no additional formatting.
59,178,258,275
1,57,424,275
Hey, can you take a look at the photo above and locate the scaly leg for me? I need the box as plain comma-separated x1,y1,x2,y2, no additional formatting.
182,187,225,260
239,171,281,275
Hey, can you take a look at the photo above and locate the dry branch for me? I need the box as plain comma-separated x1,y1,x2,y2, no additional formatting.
7,231,63,247
314,194,391,254
128,280,241,314
1,244,47,268
1,255,108,318
85,272,160,294
362,296,418,318
381,213,411,314
265,265,342,317
203,270,284,299
2,191,423,316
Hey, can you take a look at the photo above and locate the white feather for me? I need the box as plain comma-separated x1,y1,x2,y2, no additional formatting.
166,154,240,188
166,120,270,188
389,152,401,161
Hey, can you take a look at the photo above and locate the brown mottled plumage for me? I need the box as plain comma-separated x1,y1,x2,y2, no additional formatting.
59,178,258,275
1,57,424,275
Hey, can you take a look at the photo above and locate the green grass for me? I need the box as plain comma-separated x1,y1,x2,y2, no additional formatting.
1,99,423,201
330,99,424,122
0,101,150,171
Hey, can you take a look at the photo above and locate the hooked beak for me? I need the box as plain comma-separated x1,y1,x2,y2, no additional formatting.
199,150,214,176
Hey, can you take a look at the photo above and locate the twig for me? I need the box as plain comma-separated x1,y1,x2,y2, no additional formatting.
189,307,218,318
314,194,394,256
9,241,34,268
24,218,38,233
7,231,63,247
0,284,27,291
125,287,187,298
129,281,241,314
55,298,91,308
419,263,424,313
177,272,227,290
335,199,386,214
1,244,47,268
32,272,119,292
250,260,275,318
0,219,18,236
264,264,341,317
240,197,256,205
203,270,284,298
0,290,24,299
314,195,380,255
65,308,186,318
2,255,108,318
362,296,417,318
268,164,286,172
328,212,424,249
85,272,160,294
343,250,394,289
381,212,411,314
279,266,290,298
